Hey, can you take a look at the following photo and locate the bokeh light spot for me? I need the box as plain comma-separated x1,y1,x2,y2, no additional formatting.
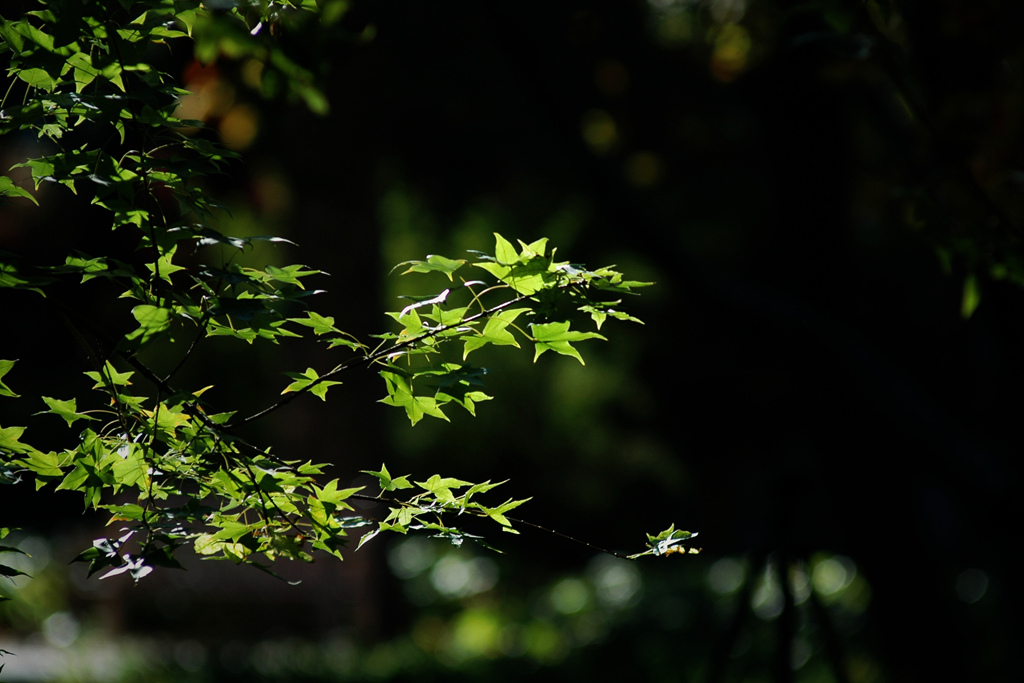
581,109,618,154
955,568,989,604
588,555,642,608
429,554,498,598
594,59,629,95
751,565,783,620
812,555,856,597
708,557,746,594
624,150,664,187
219,104,259,151
388,536,437,579
41,611,80,648
710,23,751,82
241,59,264,89
550,577,591,615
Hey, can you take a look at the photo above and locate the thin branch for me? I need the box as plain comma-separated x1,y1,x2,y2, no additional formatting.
346,492,634,560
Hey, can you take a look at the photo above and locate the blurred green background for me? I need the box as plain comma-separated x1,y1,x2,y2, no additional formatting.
3,0,1024,680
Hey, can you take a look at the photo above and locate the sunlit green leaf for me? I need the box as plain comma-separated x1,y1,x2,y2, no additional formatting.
84,361,133,389
0,176,38,206
281,367,342,401
531,321,606,365
39,396,96,427
125,305,172,347
0,360,18,398
398,254,466,279
362,463,414,492
463,307,528,358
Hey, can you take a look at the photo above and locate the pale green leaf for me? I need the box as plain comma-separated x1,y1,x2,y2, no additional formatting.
493,232,519,265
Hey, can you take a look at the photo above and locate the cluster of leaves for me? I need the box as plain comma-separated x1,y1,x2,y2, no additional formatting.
377,234,648,424
0,0,692,596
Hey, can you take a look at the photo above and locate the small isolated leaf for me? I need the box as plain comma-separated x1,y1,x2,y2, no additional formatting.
281,368,341,401
84,361,133,388
0,360,19,397
292,311,337,335
398,254,466,279
627,525,701,559
39,396,96,427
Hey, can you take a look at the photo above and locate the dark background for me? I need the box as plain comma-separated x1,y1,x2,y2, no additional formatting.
3,0,1024,681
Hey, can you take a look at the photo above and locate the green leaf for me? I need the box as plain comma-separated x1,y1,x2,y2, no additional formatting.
281,367,342,401
415,474,472,505
0,176,38,206
461,480,505,506
0,360,19,397
531,321,606,365
579,303,644,329
145,250,187,283
84,361,133,388
481,497,530,528
493,233,519,265
194,534,248,559
124,305,172,347
379,370,449,424
22,450,63,478
362,464,413,492
291,311,338,335
0,425,40,457
517,237,549,258
397,254,466,280
0,259,53,293
17,67,56,91
39,396,96,426
463,308,528,358
313,479,362,507
112,447,147,490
